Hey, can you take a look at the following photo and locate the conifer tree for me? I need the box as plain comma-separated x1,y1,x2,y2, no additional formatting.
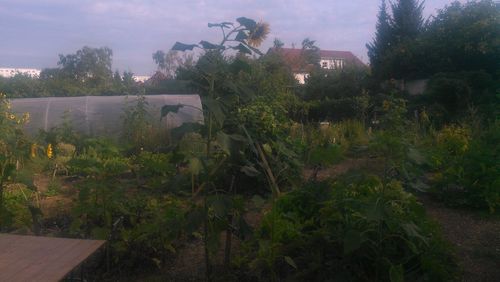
390,0,425,44
366,0,392,78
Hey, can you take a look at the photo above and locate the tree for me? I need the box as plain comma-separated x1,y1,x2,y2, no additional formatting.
301,37,320,66
57,46,113,87
152,50,193,79
390,0,425,44
367,0,426,80
422,0,500,75
367,0,392,78
273,38,284,49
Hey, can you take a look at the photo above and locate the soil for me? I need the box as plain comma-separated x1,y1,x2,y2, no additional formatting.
302,157,382,181
421,196,500,282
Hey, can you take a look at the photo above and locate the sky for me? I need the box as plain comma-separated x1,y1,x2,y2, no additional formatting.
0,0,465,75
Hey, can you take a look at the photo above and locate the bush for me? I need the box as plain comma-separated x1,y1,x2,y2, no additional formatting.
243,174,456,281
430,122,500,212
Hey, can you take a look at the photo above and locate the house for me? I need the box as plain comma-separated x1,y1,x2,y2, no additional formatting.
0,68,41,78
268,48,365,84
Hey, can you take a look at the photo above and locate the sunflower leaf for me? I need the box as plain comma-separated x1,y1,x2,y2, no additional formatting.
235,31,248,41
234,43,252,55
199,41,224,50
236,17,257,30
172,42,198,51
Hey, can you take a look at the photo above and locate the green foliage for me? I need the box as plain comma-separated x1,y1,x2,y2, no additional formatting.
1,47,142,98
2,185,36,231
293,120,370,167
122,94,165,151
368,0,499,80
303,66,369,121
421,71,498,122
308,144,343,167
367,0,426,79
367,0,393,79
44,179,62,197
422,0,500,75
236,97,289,140
68,138,129,177
429,122,500,212
0,94,31,230
244,174,456,281
390,0,425,42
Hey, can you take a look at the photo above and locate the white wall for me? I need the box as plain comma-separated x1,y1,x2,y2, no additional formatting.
0,68,41,78
294,72,309,84
320,58,345,70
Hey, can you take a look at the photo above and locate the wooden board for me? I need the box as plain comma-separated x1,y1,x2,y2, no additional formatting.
0,234,105,282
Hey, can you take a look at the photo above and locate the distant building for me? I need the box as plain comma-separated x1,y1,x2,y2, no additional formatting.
0,68,41,78
132,75,150,83
269,48,365,84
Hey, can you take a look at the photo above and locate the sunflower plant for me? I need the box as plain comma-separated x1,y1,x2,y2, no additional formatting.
163,17,274,280
171,17,269,55
0,93,30,229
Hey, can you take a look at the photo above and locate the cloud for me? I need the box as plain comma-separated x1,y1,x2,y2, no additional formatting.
0,0,467,73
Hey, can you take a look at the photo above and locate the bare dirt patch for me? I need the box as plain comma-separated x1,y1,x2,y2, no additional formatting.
421,196,500,282
303,157,382,181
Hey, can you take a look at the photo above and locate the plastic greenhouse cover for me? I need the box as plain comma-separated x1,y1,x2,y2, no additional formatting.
10,94,204,137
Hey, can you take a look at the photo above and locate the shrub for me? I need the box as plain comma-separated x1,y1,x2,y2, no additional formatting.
430,122,500,212
244,174,456,281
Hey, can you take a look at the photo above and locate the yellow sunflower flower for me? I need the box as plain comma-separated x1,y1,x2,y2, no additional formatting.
47,143,53,159
31,143,37,158
247,21,270,47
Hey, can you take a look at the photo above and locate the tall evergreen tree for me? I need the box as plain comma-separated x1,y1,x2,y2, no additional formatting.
366,0,392,78
390,0,425,43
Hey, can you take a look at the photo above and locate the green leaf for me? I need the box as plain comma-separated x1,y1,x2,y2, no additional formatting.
251,195,266,208
161,104,184,119
1,163,16,181
284,256,298,269
208,22,233,28
188,157,202,175
343,229,361,254
202,97,225,125
402,222,428,244
241,165,260,177
262,143,272,155
236,17,257,30
172,42,198,51
216,132,232,155
210,195,232,218
230,58,252,74
234,43,252,55
235,44,252,55
199,41,224,50
235,31,248,41
408,147,426,165
389,264,404,282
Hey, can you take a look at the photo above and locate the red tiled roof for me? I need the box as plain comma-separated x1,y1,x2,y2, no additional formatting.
268,47,365,71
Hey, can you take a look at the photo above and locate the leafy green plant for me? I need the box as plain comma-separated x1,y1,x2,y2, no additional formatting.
0,93,31,230
243,173,456,281
429,122,500,212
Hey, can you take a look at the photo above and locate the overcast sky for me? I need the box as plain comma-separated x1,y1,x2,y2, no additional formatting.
0,0,465,75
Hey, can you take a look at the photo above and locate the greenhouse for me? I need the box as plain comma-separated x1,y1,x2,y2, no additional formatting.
10,94,204,137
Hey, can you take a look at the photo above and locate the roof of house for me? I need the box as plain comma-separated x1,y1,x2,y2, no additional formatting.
268,47,365,72
318,50,365,66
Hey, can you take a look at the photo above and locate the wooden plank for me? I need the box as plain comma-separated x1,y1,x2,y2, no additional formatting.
5,237,82,282
0,234,105,282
